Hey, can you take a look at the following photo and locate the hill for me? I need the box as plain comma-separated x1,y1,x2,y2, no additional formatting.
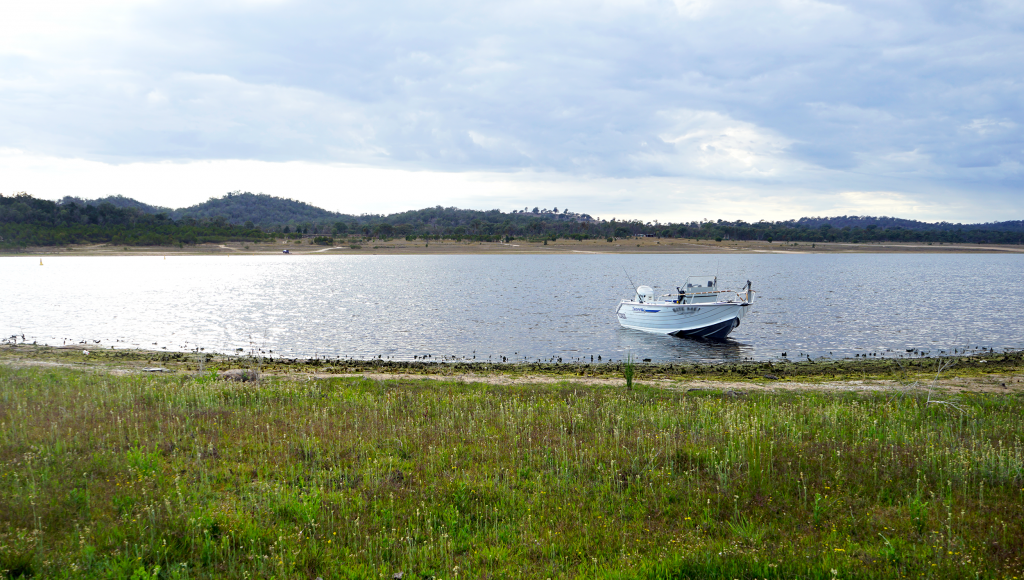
0,193,266,248
793,215,1024,233
66,192,599,236
65,192,344,228
65,191,1024,235
60,195,173,215
171,192,345,227
6,191,1023,246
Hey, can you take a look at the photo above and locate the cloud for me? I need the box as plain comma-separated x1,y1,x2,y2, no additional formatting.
5,150,1017,224
964,118,1017,136
829,190,951,219
635,109,799,179
0,0,1022,219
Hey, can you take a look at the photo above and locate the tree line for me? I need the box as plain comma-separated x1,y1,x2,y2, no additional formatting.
269,210,1024,246
4,191,1023,248
1,193,267,248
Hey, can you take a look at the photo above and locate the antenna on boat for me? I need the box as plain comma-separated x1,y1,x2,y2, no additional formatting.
622,267,639,295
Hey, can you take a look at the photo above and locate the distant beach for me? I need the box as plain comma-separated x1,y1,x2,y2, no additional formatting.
5,237,1024,257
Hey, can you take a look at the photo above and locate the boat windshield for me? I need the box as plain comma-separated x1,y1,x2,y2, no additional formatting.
683,276,717,292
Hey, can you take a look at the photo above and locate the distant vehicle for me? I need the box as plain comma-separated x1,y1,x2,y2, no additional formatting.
282,249,290,254
615,276,754,340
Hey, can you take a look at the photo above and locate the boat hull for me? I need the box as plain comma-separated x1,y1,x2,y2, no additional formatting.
669,317,740,340
615,301,750,340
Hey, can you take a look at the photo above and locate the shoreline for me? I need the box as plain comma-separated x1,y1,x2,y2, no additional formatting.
4,238,1024,257
4,343,1022,393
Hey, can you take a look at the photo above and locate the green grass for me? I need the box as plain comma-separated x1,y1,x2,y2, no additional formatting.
1,365,1023,579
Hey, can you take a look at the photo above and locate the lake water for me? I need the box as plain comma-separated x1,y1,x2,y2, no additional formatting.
2,253,1023,363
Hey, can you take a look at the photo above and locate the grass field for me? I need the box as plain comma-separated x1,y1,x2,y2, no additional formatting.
1,363,1023,579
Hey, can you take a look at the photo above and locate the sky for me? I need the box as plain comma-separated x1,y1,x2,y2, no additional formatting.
1,0,1022,223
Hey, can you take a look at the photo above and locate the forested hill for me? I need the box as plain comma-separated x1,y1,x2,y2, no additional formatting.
62,192,343,227
1,193,267,248
61,191,1024,235
60,195,173,215
3,191,1024,247
793,215,1024,233
172,192,344,226
63,191,598,230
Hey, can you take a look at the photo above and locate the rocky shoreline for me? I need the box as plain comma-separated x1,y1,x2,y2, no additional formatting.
3,343,1021,391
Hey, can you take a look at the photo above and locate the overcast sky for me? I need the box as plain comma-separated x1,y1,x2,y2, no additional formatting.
2,0,1022,222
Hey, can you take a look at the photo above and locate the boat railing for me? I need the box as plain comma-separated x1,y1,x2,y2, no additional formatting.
656,289,752,304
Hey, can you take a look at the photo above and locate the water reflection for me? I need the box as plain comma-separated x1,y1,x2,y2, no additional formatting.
619,329,753,362
1,253,1021,363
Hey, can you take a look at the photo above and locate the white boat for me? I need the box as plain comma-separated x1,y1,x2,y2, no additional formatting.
615,276,754,340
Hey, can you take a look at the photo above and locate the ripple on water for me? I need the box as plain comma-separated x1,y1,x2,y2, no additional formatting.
1,253,1022,363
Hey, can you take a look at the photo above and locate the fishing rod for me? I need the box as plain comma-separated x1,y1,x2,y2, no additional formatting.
622,267,639,295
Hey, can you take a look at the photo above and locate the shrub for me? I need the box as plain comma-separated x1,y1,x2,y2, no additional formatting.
623,352,635,390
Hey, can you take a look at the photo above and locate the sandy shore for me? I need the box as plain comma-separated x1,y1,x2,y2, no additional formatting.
4,238,1024,257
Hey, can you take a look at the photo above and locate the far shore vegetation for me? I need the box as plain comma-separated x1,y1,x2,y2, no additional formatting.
1,345,1023,578
3,191,1024,251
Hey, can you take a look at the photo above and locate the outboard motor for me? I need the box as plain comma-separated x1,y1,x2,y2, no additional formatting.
745,280,754,303
634,285,655,303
